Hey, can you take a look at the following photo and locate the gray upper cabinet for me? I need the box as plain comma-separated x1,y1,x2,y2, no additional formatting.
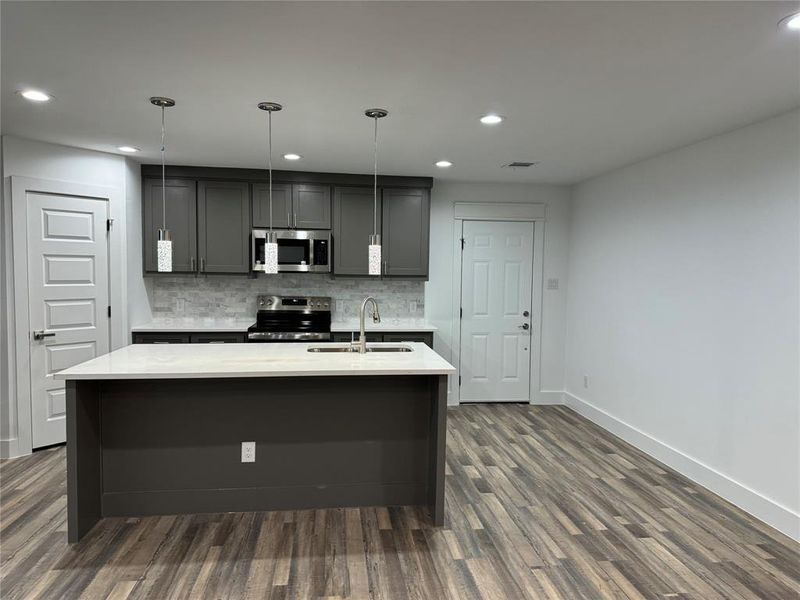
382,188,430,278
333,187,379,276
144,178,197,273
293,184,331,229
252,183,291,229
198,181,250,273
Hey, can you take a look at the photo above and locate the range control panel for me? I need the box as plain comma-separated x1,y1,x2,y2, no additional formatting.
256,295,331,312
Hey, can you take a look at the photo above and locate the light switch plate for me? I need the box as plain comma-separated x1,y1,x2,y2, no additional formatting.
547,278,559,291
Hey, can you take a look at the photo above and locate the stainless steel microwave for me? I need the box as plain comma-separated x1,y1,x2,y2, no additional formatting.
252,229,331,273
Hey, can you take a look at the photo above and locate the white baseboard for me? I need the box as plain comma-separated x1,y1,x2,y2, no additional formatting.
0,437,25,459
531,390,564,405
563,391,800,543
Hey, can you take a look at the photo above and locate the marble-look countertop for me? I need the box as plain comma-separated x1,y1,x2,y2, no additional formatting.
131,319,256,333
55,342,455,380
131,318,437,333
331,319,437,332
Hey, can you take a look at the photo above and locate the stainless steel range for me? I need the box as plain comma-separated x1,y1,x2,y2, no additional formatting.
247,295,332,343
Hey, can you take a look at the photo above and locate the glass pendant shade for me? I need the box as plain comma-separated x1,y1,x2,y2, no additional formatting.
157,229,172,273
264,231,279,274
368,233,382,276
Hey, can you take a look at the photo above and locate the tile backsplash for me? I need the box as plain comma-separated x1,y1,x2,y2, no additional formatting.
147,274,425,321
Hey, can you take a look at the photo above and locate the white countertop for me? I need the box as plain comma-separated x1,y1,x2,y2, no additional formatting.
331,319,437,332
131,319,437,333
55,342,455,380
131,319,255,333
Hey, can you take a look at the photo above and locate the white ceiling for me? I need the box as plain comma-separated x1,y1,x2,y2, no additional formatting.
2,1,799,184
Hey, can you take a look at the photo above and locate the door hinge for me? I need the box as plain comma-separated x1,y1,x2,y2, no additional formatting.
106,218,114,232
460,237,465,249
459,307,463,319
107,305,111,318
458,375,461,386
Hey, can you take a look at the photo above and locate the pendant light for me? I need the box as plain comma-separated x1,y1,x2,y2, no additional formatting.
365,108,388,276
150,96,176,272
257,102,282,274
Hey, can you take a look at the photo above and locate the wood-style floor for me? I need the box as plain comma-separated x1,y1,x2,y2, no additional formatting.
1,405,798,599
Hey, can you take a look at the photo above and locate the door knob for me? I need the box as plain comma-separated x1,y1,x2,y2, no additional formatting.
33,330,55,340
523,310,530,317
519,323,530,330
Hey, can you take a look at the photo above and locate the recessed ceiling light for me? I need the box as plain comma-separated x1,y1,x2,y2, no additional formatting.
283,153,302,161
117,146,140,153
779,12,800,30
435,160,453,168
19,89,52,102
479,114,504,125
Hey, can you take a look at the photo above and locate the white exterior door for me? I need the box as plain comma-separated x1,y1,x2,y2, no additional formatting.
459,220,534,403
27,193,109,448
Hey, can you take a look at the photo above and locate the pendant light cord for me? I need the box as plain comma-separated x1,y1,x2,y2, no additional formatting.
161,105,166,230
268,110,273,232
373,115,378,236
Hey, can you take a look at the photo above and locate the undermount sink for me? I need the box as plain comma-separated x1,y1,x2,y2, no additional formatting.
307,345,413,353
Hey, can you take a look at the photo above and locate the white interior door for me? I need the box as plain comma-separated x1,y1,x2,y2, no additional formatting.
460,220,534,403
27,192,109,448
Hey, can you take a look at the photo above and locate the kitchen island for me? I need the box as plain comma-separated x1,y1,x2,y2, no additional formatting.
56,342,454,542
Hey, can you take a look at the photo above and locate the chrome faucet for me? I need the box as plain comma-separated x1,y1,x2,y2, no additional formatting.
355,296,381,353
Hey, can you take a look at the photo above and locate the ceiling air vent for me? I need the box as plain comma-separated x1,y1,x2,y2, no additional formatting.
502,161,539,169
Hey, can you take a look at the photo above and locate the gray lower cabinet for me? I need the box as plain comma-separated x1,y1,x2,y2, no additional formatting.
253,183,330,230
382,188,430,278
132,333,191,344
144,178,197,273
133,332,246,344
333,187,379,275
252,183,291,228
331,331,433,347
198,181,251,273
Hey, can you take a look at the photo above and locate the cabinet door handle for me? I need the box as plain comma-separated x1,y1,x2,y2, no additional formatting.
200,257,205,272
383,260,387,275
294,212,297,228
288,211,291,228
190,257,195,271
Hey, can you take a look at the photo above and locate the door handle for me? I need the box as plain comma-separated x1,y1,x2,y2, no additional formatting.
200,257,205,272
33,330,55,340
523,310,530,317
518,323,530,330
294,213,297,228
190,257,196,271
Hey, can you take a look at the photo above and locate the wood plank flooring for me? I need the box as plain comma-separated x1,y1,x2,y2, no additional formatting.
1,404,798,599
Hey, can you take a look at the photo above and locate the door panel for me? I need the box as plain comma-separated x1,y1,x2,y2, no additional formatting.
333,187,378,276
293,184,331,230
252,183,290,229
27,193,109,448
144,178,197,272
460,220,533,403
198,181,250,273
382,188,429,277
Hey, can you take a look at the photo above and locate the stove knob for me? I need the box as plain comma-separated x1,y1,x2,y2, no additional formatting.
266,298,273,306
258,299,264,306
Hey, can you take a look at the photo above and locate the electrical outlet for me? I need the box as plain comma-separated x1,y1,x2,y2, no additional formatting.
410,301,417,314
583,375,589,389
241,441,255,463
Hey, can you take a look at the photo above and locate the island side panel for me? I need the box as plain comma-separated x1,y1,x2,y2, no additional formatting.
98,376,434,518
427,374,447,526
66,379,103,543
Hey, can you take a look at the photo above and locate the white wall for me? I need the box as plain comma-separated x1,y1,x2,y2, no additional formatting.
125,158,151,329
426,181,571,403
0,136,131,457
563,110,800,540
